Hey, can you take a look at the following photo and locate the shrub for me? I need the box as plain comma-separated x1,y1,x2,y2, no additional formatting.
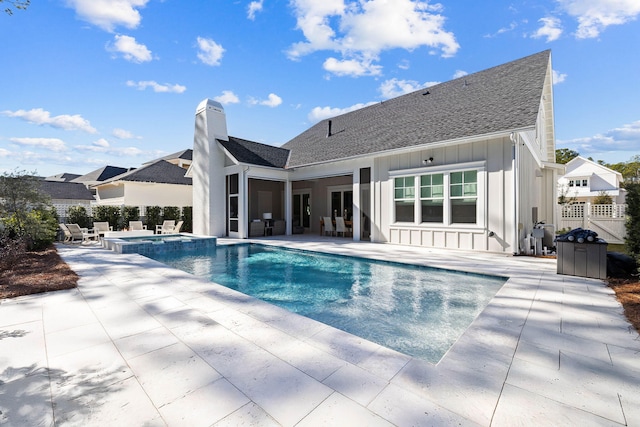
182,206,193,232
67,205,91,228
93,205,122,230
624,183,640,263
163,206,180,221
146,206,162,231
122,206,140,228
3,207,58,250
593,191,613,205
0,235,27,269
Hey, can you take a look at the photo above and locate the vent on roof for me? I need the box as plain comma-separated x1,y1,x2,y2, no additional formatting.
422,90,430,95
326,120,332,138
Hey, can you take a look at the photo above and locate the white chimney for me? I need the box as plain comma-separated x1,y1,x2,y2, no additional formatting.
192,99,228,237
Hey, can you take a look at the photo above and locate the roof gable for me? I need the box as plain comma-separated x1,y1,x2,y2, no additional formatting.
98,160,192,186
39,180,94,200
218,136,289,168
282,50,551,168
564,156,623,179
72,165,131,183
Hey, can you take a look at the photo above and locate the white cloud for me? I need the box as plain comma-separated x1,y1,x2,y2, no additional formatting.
9,137,67,152
2,108,97,133
196,37,225,66
556,0,640,39
76,143,145,157
552,69,567,84
249,93,283,107
378,78,425,99
126,80,187,93
65,0,149,32
558,120,640,155
247,0,264,20
288,0,459,76
484,21,518,38
213,90,240,105
532,16,563,42
308,101,377,122
93,138,110,148
0,148,10,158
107,34,153,63
452,70,468,79
323,56,382,77
112,128,140,139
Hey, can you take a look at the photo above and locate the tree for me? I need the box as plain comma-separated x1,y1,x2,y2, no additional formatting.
555,148,579,164
0,169,57,250
625,183,640,262
1,0,30,15
0,169,50,235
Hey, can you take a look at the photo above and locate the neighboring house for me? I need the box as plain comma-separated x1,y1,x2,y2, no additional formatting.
93,159,192,208
71,166,133,196
144,149,192,170
192,50,560,254
39,180,95,220
45,172,81,182
558,156,626,204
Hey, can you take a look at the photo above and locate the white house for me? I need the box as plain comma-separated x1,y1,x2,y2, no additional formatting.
558,156,626,204
193,50,561,254
93,157,192,208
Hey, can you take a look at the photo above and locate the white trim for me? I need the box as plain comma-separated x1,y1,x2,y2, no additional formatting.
388,160,486,177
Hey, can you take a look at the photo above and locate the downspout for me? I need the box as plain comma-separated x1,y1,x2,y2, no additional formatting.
511,132,520,255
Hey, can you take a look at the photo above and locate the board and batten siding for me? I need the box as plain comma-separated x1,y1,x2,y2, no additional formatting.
375,136,516,253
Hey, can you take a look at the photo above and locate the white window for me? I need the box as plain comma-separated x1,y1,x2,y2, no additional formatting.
450,171,477,224
391,163,484,227
420,173,444,223
394,176,415,222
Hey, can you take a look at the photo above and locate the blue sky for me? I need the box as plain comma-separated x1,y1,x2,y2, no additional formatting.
1,0,639,177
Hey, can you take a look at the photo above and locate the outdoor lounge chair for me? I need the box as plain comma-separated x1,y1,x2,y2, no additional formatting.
93,222,112,240
156,220,175,234
129,221,146,231
64,223,98,243
173,220,184,233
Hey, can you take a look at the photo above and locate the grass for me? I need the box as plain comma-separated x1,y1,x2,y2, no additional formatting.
0,245,638,334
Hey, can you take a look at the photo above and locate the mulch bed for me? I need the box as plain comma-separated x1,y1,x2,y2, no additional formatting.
0,245,78,299
608,277,640,334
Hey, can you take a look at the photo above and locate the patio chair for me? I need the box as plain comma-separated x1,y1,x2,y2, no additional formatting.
173,220,184,233
335,217,349,237
93,222,112,240
156,220,175,234
129,221,146,231
59,223,73,243
65,223,98,243
323,216,335,236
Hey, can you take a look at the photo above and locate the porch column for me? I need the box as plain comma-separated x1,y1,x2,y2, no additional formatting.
352,169,361,241
285,179,292,235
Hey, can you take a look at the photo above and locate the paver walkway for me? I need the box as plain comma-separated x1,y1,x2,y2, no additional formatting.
1,237,639,426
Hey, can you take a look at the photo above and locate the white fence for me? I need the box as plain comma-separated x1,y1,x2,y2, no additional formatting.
558,203,627,244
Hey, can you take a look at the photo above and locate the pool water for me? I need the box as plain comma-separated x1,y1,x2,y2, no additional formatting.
148,244,506,363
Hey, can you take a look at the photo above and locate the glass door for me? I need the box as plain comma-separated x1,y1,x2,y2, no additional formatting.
293,191,311,230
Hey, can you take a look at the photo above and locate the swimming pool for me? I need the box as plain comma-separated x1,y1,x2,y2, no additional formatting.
148,244,506,363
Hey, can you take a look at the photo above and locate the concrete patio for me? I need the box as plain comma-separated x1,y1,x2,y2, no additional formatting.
1,237,639,426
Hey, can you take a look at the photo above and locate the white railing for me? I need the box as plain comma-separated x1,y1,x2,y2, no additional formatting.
558,202,627,244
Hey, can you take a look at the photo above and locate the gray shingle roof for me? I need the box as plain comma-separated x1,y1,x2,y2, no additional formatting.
282,50,551,168
144,149,193,165
39,180,94,200
98,160,192,186
219,136,289,168
72,166,132,183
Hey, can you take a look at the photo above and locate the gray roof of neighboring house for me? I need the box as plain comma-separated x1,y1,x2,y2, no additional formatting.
97,160,192,186
282,50,551,168
45,173,82,182
39,180,94,200
144,149,193,165
72,166,132,183
219,136,290,168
